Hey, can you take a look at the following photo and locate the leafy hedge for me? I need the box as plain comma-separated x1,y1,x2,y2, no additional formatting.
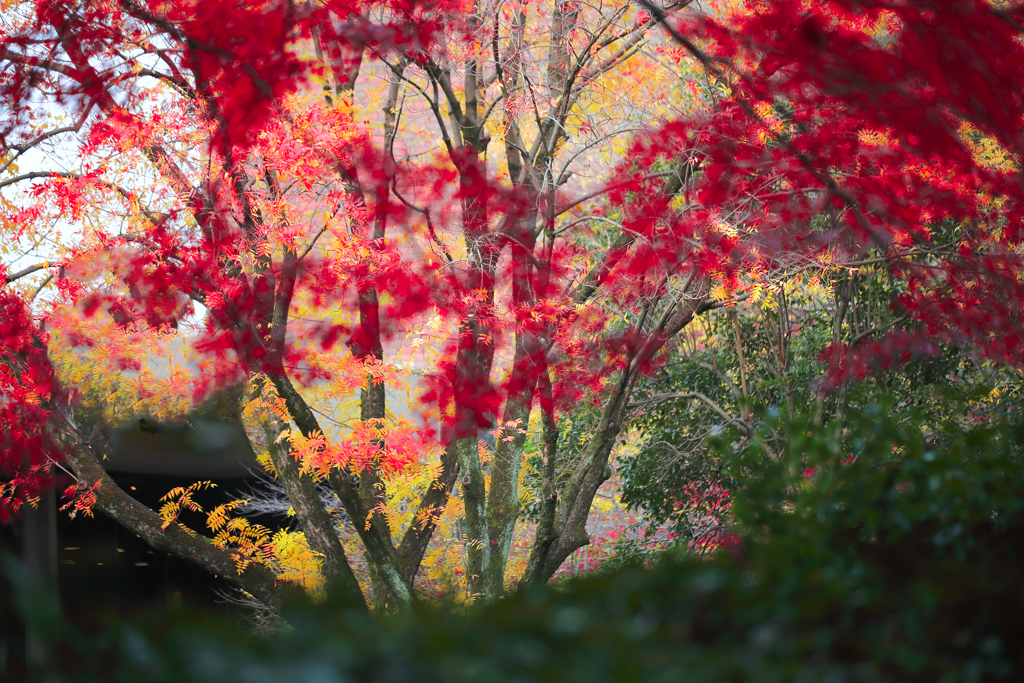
9,402,1024,682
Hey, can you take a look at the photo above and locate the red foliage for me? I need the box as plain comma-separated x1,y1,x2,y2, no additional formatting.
0,293,60,521
4,0,1024,520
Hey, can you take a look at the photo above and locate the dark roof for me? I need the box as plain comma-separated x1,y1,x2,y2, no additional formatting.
103,418,259,478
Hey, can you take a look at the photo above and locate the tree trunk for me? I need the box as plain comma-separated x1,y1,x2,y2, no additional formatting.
257,391,364,607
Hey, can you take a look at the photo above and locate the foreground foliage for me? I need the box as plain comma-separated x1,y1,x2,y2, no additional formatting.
8,403,1024,681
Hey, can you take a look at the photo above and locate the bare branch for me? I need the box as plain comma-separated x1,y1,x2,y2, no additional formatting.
4,262,51,284
0,170,81,190
29,274,54,302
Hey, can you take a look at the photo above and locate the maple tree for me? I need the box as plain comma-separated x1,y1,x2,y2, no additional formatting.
4,0,1024,613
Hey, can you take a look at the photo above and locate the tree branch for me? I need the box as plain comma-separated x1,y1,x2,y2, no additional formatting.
0,171,81,190
4,262,51,284
56,410,285,609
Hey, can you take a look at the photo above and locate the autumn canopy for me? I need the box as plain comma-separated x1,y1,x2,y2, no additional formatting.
2,0,1024,610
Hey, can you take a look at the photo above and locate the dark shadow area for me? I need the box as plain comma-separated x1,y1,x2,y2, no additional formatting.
1,468,283,681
